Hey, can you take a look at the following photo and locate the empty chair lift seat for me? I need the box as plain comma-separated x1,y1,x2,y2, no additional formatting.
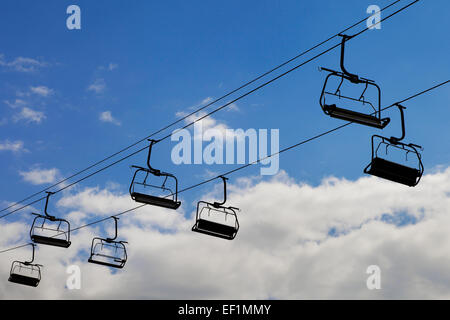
365,157,421,187
324,104,389,129
30,235,71,248
130,191,181,209
9,274,39,287
193,218,238,240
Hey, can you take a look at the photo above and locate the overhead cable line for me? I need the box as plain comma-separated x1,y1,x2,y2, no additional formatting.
0,0,418,220
1,77,446,255
0,0,403,215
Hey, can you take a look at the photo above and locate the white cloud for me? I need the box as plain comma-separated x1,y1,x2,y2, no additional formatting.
187,97,239,112
87,79,106,94
99,111,121,126
98,63,118,71
227,102,240,112
108,63,118,71
1,168,450,299
30,86,54,97
176,111,235,141
0,140,25,153
4,99,27,109
13,107,46,124
0,54,48,72
200,97,213,105
19,168,60,185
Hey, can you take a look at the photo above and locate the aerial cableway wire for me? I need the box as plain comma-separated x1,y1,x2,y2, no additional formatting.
0,0,404,215
0,0,419,220
0,77,447,255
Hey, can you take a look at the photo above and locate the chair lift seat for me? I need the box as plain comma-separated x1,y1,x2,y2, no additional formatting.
131,191,181,209
88,256,126,269
30,235,71,248
324,104,389,129
8,273,40,287
192,219,237,240
366,157,421,187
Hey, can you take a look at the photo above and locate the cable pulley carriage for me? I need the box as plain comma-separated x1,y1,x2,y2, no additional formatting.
192,176,240,240
88,216,128,269
364,104,424,187
30,192,71,248
319,34,390,129
8,243,42,287
130,139,181,209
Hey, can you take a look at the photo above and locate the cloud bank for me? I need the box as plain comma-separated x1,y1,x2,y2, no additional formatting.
1,167,450,299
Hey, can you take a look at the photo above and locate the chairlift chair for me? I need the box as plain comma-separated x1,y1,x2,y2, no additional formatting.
8,243,42,287
319,34,390,129
30,192,71,248
192,176,240,240
88,216,128,269
364,104,424,187
129,139,181,209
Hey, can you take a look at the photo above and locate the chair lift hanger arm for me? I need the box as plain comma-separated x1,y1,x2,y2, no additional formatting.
338,34,359,83
213,176,228,207
44,191,56,220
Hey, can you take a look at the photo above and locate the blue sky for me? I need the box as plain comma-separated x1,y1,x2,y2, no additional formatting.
0,1,450,215
0,0,449,219
1,0,449,221
0,0,450,299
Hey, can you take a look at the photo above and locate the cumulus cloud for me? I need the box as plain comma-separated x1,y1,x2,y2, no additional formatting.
99,111,121,126
30,86,54,97
19,168,60,185
4,99,27,109
175,111,237,142
87,78,106,94
0,54,48,72
13,107,46,124
174,97,240,143
0,140,25,153
1,167,450,299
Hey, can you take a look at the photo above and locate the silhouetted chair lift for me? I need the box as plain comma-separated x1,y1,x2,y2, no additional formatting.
319,34,390,129
88,216,128,269
30,192,71,248
8,243,42,287
129,139,181,210
364,104,424,187
192,176,240,240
